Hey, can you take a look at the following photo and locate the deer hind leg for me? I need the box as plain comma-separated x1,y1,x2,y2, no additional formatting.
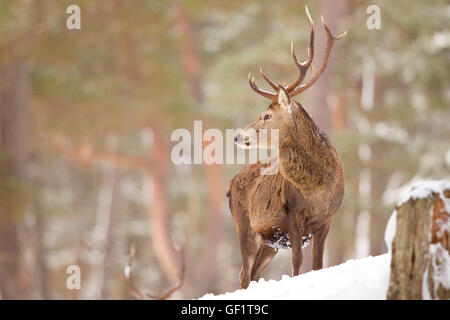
312,221,330,270
251,243,277,281
287,211,303,277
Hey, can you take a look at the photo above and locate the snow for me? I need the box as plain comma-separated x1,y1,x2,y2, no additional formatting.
382,177,450,207
387,180,450,299
423,243,450,300
123,266,131,279
397,180,450,213
424,243,450,300
429,31,450,53
200,180,450,300
384,210,397,250
200,253,391,300
386,180,450,299
355,210,371,258
382,174,423,206
373,121,409,143
385,180,450,253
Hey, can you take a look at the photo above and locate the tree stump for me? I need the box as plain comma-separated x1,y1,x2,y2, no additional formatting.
387,181,450,300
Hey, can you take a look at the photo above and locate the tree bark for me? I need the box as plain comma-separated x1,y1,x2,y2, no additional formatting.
144,123,181,285
173,3,225,296
34,206,49,299
196,160,224,294
305,0,348,133
0,58,29,299
387,188,450,300
173,3,203,103
81,157,120,300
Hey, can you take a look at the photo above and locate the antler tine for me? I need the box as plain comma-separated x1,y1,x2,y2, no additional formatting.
259,67,279,91
248,73,278,101
289,15,347,97
123,243,147,300
123,243,186,300
286,6,315,93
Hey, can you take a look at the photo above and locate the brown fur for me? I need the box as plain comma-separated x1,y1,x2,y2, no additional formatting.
229,97,344,289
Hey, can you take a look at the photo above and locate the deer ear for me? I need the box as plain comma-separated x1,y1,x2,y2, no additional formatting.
278,86,292,113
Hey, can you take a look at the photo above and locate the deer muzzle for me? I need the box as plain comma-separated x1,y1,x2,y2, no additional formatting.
234,129,257,149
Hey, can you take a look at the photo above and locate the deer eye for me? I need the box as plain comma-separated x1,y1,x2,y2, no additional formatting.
263,114,272,121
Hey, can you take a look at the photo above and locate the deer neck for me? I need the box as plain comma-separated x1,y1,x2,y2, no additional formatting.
278,103,334,190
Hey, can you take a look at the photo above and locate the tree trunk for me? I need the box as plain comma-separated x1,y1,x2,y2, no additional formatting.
306,0,348,133
195,161,224,294
387,187,450,300
0,58,28,299
144,123,181,285
34,207,49,299
173,3,225,296
81,155,119,300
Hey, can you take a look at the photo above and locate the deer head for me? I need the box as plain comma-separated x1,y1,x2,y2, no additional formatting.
234,6,346,150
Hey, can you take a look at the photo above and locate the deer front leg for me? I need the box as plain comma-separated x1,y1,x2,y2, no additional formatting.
236,225,259,289
312,221,330,270
287,211,303,277
282,180,304,277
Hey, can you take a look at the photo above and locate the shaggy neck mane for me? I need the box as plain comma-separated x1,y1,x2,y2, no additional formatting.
279,101,337,190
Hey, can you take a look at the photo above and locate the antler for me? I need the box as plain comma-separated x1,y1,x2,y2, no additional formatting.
259,67,278,91
286,6,314,93
247,6,346,101
248,73,278,100
289,16,347,97
123,243,185,300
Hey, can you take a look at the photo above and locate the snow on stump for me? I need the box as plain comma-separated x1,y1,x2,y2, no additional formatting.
387,181,450,300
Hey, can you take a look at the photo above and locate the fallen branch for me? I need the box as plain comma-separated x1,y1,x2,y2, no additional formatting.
53,135,148,171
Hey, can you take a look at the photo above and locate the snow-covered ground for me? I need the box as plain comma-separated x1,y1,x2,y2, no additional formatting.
201,253,391,300
201,180,450,300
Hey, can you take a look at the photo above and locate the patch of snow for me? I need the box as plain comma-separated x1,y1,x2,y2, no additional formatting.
383,177,450,207
123,266,131,279
384,210,397,251
201,180,449,300
429,243,450,294
357,118,370,133
423,243,450,300
429,31,450,53
445,150,450,167
265,226,312,250
422,253,431,300
435,216,450,240
355,210,371,258
420,153,441,171
358,169,371,197
397,180,450,214
390,180,450,300
411,91,427,111
358,144,372,162
373,122,409,144
200,253,391,300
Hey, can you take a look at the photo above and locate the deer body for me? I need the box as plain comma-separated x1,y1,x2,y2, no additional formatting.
228,7,346,289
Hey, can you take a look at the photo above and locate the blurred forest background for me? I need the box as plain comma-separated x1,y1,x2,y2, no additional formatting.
0,0,449,299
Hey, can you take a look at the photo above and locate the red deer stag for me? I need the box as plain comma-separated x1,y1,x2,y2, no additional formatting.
228,7,346,289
